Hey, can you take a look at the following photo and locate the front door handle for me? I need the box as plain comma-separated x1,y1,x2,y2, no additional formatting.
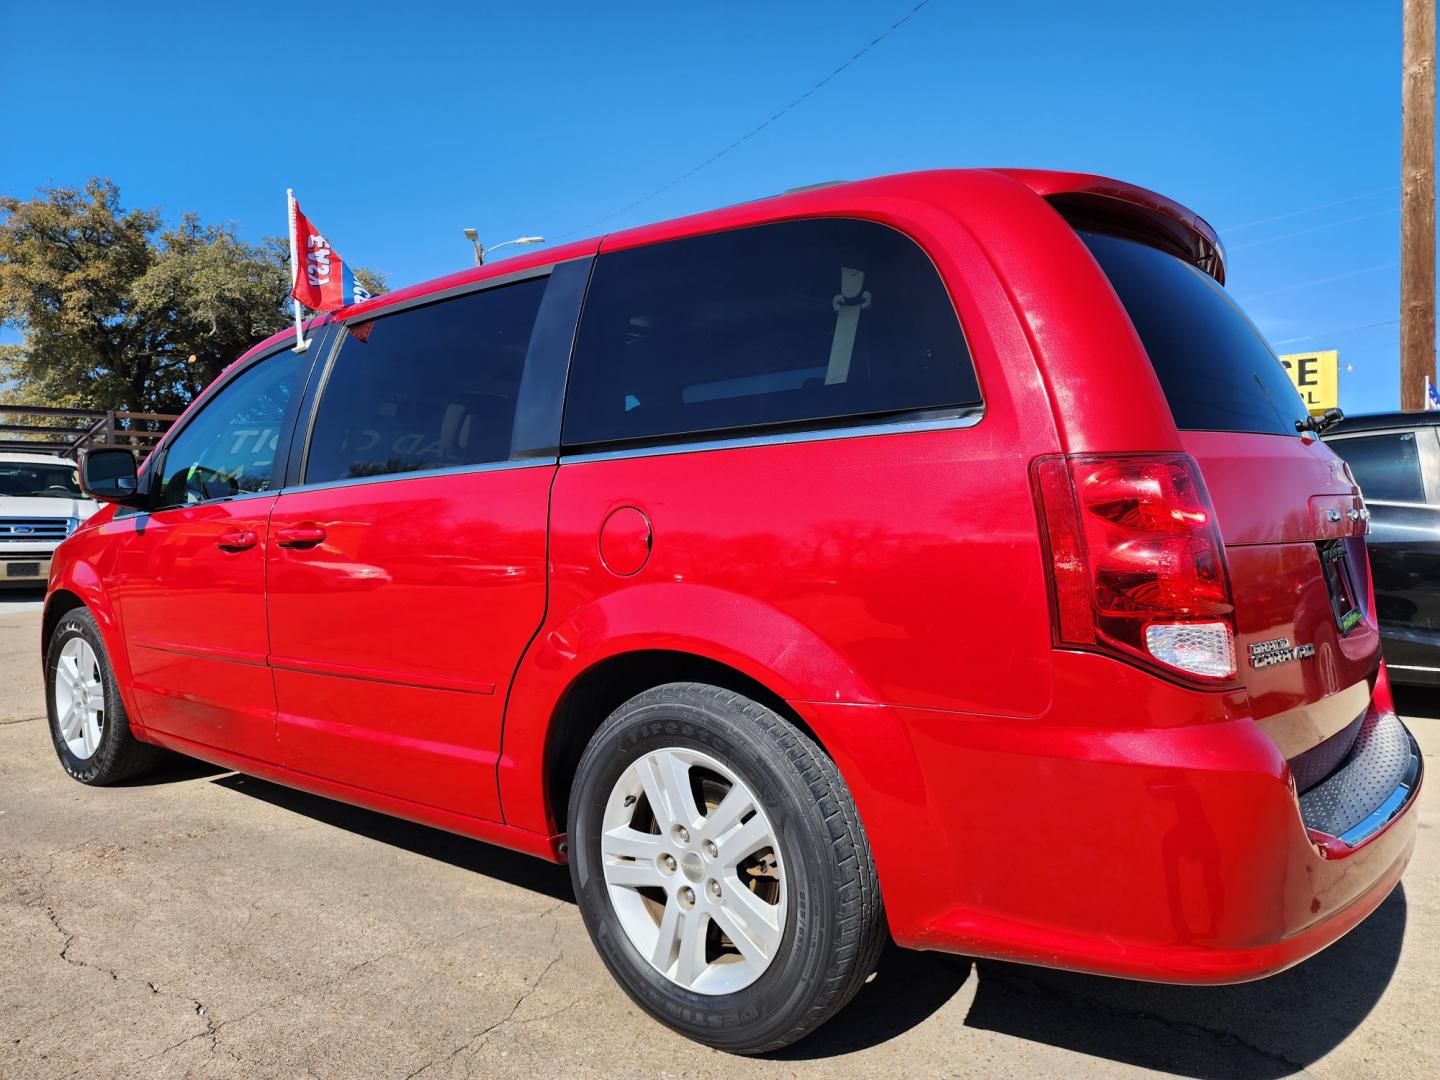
215,528,258,552
275,523,327,549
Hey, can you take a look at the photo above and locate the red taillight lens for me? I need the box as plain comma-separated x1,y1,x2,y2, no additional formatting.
1033,454,1237,684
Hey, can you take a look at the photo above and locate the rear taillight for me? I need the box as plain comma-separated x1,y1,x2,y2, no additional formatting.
1032,453,1238,685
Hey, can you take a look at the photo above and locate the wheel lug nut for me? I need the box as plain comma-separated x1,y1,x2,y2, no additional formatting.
675,825,690,843
703,840,718,859
661,854,677,872
679,886,695,908
707,879,721,900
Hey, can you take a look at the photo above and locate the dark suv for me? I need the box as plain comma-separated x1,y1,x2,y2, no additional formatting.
1325,411,1440,685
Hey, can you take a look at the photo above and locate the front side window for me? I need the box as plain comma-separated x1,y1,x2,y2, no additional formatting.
303,278,546,484
156,348,305,508
562,218,980,448
1328,431,1427,503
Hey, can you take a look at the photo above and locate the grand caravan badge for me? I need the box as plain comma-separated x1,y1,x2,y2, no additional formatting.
1248,637,1317,669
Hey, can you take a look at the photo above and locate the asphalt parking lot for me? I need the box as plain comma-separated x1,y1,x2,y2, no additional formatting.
1,586,1436,1079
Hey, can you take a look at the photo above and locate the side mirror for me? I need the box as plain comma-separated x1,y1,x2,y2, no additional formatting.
80,448,141,504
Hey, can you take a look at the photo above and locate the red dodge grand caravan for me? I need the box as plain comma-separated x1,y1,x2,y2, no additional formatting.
48,170,1421,1053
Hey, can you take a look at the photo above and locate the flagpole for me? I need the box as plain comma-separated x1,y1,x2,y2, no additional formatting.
286,188,309,353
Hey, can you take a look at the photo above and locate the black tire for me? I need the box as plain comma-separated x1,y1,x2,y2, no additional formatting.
45,607,162,784
568,682,885,1054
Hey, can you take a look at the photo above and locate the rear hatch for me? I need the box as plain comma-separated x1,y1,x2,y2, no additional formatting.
1079,229,1380,781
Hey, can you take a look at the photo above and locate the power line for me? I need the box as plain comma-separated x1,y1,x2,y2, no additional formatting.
552,0,934,240
1271,318,1400,346
1220,186,1398,233
1236,261,1397,303
1228,207,1398,252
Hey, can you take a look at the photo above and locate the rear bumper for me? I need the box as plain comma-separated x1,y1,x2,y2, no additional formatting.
795,655,1421,985
916,817,1412,984
1301,711,1421,856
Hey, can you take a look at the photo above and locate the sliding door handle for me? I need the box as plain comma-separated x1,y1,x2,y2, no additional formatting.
275,524,327,549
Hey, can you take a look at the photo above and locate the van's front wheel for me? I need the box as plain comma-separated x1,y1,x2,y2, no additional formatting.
567,682,885,1053
45,607,161,784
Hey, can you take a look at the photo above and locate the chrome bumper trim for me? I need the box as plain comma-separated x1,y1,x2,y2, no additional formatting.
1337,731,1422,848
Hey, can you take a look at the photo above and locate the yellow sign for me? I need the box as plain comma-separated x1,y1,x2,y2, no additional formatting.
1278,350,1339,415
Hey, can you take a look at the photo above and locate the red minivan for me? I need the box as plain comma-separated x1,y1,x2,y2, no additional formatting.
48,170,1421,1053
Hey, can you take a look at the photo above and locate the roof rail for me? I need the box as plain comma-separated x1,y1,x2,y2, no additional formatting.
779,180,852,196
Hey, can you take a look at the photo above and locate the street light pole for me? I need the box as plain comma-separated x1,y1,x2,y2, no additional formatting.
462,229,545,266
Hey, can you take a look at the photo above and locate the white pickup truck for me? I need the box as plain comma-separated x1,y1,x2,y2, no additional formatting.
0,453,97,588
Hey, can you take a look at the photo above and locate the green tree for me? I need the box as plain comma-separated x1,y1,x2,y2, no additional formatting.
0,178,385,415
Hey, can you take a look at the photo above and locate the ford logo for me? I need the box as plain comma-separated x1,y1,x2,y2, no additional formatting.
9,526,33,535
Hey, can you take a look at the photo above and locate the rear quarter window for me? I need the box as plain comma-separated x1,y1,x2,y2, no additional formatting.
562,218,980,448
1079,230,1311,437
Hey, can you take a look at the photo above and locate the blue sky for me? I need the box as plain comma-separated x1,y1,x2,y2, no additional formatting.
0,1,1420,413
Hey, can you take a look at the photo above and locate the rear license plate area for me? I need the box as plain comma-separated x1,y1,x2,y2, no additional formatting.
1318,540,1363,633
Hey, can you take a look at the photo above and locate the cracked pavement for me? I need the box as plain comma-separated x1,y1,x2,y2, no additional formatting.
1,589,1436,1078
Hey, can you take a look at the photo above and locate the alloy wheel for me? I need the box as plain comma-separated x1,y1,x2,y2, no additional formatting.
54,637,104,760
600,746,786,995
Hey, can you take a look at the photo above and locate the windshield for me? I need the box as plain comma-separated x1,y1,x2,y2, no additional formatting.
1079,230,1311,437
0,460,82,498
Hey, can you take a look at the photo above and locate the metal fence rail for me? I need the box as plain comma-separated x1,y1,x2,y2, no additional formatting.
0,405,178,459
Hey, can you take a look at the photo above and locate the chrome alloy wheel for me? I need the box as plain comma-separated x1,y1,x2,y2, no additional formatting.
54,637,104,760
600,747,786,995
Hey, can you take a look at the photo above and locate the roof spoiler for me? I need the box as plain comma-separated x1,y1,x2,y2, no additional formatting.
993,170,1227,286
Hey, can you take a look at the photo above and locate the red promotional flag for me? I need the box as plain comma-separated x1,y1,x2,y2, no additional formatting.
287,191,371,313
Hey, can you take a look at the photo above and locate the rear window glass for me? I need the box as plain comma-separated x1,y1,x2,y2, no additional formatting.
1327,431,1426,502
562,218,979,448
1079,230,1310,437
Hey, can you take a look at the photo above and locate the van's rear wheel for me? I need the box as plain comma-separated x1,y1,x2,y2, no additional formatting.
45,607,161,784
568,682,885,1053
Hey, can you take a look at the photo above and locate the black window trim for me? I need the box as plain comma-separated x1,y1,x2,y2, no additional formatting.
284,257,592,495
143,326,333,514
556,409,985,465
559,401,986,458
557,216,985,457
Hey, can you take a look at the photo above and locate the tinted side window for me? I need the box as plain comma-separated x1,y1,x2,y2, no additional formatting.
304,278,546,484
1328,432,1426,503
1079,230,1311,437
156,348,304,508
563,218,979,448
